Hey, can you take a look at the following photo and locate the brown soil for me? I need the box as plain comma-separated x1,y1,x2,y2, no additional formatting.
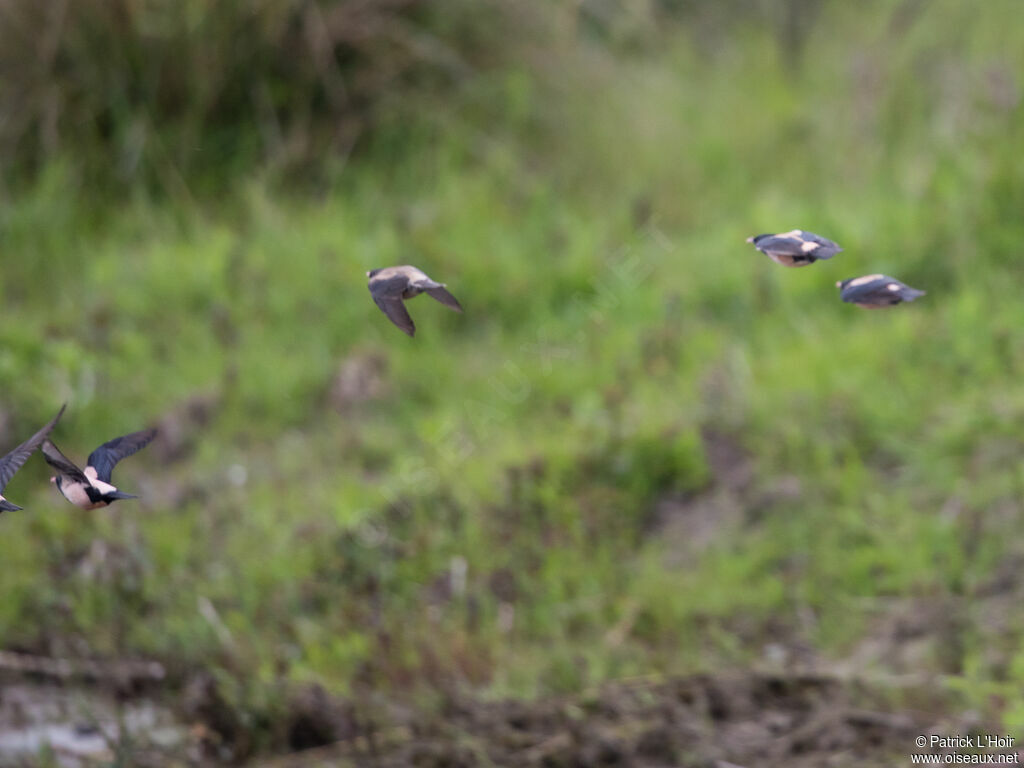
247,671,976,768
3,667,1004,767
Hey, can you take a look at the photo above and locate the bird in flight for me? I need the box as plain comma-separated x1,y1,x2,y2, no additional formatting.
0,404,65,513
43,428,157,509
747,230,842,267
836,274,926,308
367,265,463,337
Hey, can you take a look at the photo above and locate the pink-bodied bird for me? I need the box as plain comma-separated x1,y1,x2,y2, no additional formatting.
836,274,926,308
747,230,842,267
43,428,156,509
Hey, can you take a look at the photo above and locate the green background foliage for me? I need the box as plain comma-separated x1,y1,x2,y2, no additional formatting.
1,0,1023,757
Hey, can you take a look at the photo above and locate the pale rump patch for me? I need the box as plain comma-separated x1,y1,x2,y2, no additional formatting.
847,274,885,288
801,240,820,252
887,283,901,291
411,277,443,289
84,466,118,495
372,265,428,283
776,229,802,239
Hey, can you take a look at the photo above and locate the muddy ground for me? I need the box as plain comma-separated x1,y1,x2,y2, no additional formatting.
0,668,1006,767
2,430,1016,767
249,673,986,768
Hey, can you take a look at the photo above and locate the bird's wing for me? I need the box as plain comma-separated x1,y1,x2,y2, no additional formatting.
753,235,805,256
423,285,463,312
369,274,411,300
0,404,66,492
842,278,903,304
42,439,90,483
373,297,416,337
799,231,842,259
87,428,157,483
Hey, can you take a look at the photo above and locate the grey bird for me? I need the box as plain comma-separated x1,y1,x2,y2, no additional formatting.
43,428,157,510
747,230,842,267
367,265,463,337
0,404,66,513
837,274,926,308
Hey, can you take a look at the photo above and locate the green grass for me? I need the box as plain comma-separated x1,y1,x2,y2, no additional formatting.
1,0,1024,750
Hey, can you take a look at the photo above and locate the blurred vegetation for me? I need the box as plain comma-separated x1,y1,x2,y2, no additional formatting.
0,0,496,197
1,0,1024,760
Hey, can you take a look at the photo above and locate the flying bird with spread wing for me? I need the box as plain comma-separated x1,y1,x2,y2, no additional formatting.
0,404,65,513
367,265,463,337
836,274,926,308
43,428,156,509
747,230,842,267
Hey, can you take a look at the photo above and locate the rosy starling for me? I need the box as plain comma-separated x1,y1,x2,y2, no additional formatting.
836,274,926,308
43,428,156,509
747,230,842,267
367,265,463,337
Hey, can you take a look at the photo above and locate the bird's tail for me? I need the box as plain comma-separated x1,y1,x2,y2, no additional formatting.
425,286,464,312
0,499,23,512
108,490,139,501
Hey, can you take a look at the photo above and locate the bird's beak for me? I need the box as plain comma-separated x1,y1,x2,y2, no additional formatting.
835,281,842,288
745,236,754,243
49,476,55,484
365,271,371,277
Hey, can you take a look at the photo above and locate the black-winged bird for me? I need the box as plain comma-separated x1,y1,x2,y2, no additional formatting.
0,404,65,513
747,230,842,267
43,428,156,510
367,265,463,337
837,274,926,308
